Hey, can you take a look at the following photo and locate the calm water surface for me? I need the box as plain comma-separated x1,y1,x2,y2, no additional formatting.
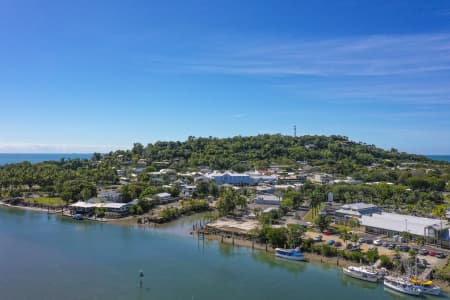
0,153,92,165
0,207,444,300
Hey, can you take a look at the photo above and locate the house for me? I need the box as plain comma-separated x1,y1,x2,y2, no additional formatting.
97,189,121,202
181,185,197,199
249,173,278,185
361,212,450,241
254,194,282,206
334,202,382,222
68,200,137,216
69,201,96,214
256,185,275,194
137,159,148,166
155,192,176,204
308,173,333,184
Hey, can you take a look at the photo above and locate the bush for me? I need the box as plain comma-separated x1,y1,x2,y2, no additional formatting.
380,255,394,269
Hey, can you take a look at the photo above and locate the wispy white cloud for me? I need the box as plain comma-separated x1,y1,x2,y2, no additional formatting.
0,143,125,153
151,33,450,77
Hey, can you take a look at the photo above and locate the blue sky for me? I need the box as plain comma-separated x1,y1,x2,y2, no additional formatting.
1,0,450,154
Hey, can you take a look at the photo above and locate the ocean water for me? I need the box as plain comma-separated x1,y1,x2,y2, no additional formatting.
427,155,450,163
0,207,442,300
0,153,92,165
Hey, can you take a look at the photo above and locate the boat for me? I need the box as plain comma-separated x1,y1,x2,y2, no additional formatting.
73,214,84,220
410,277,441,295
342,265,381,282
275,247,305,261
383,276,422,296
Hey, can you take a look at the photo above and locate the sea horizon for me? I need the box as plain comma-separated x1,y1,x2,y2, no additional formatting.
0,152,449,166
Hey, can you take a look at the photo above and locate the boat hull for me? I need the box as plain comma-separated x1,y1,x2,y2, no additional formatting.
343,268,379,283
419,286,440,296
275,252,305,261
384,280,422,296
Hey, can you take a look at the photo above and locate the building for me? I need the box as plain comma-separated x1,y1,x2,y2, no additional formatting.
206,171,277,186
207,171,252,185
254,194,282,206
97,189,121,202
181,185,197,199
68,200,137,216
361,212,450,241
307,173,333,184
334,202,382,222
154,192,176,204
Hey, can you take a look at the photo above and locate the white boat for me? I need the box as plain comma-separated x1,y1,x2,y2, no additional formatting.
342,266,381,282
410,277,441,296
275,247,305,261
384,276,422,296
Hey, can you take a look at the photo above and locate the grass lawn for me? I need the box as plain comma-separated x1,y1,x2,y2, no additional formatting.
303,203,325,222
24,197,67,207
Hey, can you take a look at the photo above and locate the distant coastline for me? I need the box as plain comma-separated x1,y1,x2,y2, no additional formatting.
0,152,448,166
0,153,92,165
427,155,450,163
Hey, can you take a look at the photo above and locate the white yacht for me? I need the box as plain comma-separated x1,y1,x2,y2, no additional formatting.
384,276,422,296
342,266,381,283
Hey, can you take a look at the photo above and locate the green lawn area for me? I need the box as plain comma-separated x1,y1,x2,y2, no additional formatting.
303,202,325,222
24,197,67,207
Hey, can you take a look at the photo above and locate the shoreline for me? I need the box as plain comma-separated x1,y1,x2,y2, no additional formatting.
2,202,450,294
203,232,356,269
202,231,450,294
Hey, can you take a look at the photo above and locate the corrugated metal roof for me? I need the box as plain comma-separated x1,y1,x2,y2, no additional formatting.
361,212,446,236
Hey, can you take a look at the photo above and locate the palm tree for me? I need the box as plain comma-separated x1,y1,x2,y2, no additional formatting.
432,204,447,243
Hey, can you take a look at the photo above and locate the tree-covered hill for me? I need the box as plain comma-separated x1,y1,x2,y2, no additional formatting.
124,134,435,172
1,134,449,201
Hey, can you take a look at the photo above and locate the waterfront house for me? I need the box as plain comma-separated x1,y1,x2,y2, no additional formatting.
155,192,176,204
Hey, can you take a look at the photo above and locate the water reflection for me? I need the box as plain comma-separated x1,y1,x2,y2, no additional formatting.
339,271,378,291
250,250,308,274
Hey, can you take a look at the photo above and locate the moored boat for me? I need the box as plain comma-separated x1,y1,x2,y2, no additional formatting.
275,247,305,261
410,277,441,295
384,276,422,296
342,265,381,282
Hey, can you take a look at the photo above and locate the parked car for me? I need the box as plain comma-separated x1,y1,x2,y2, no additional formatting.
374,239,383,246
351,246,361,252
429,250,437,256
334,241,342,247
328,240,335,245
419,248,429,256
323,229,332,236
346,243,354,250
313,235,323,242
358,238,365,244
365,239,373,244
399,245,410,252
436,252,446,259
392,254,401,260
387,244,396,250
382,241,389,247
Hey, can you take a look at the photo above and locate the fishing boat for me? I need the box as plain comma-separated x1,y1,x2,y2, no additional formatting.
275,247,305,261
410,277,441,295
384,276,422,296
342,265,381,282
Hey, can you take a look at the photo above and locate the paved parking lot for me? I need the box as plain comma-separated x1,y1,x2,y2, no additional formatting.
303,230,449,269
